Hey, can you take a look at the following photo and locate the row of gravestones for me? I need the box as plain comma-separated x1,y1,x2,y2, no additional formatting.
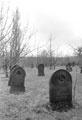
8,64,72,111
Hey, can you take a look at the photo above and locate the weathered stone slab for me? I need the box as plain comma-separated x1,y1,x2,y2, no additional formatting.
9,66,26,93
38,64,45,76
49,69,72,110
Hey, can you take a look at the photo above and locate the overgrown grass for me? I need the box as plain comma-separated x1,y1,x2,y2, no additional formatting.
0,66,82,120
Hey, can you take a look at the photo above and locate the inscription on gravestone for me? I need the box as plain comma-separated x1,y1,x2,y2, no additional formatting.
49,69,72,111
9,66,26,94
38,64,45,76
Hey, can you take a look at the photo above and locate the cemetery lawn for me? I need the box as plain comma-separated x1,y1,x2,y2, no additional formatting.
0,66,82,120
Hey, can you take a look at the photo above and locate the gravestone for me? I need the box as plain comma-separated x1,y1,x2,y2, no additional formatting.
9,66,26,93
8,64,19,86
38,64,45,76
49,69,72,111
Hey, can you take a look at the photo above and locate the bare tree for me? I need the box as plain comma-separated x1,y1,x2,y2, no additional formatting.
48,33,57,69
0,3,12,47
68,43,82,65
0,2,12,77
49,34,53,69
68,44,82,102
10,8,21,66
10,8,35,68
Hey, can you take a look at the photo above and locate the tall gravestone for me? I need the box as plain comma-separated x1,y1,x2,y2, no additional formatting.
49,69,72,110
38,64,45,76
9,66,26,94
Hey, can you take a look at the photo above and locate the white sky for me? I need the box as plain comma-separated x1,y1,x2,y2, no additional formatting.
2,0,82,56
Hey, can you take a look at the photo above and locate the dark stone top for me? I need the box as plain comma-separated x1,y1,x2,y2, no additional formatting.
49,69,72,86
10,64,19,72
38,64,44,69
11,66,26,77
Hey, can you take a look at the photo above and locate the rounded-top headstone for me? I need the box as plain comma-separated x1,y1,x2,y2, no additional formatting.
49,69,72,110
38,64,45,76
9,66,26,93
10,66,26,86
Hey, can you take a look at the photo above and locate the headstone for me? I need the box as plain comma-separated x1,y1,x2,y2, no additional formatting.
49,69,72,110
8,64,19,86
38,64,45,76
9,66,26,93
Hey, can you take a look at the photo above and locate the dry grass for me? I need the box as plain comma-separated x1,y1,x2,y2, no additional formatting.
0,66,82,120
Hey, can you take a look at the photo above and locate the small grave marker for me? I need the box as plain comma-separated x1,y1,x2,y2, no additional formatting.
38,64,45,76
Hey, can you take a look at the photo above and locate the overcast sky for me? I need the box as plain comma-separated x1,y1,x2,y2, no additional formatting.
2,0,82,56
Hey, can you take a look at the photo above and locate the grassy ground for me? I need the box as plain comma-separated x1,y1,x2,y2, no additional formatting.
0,66,82,120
